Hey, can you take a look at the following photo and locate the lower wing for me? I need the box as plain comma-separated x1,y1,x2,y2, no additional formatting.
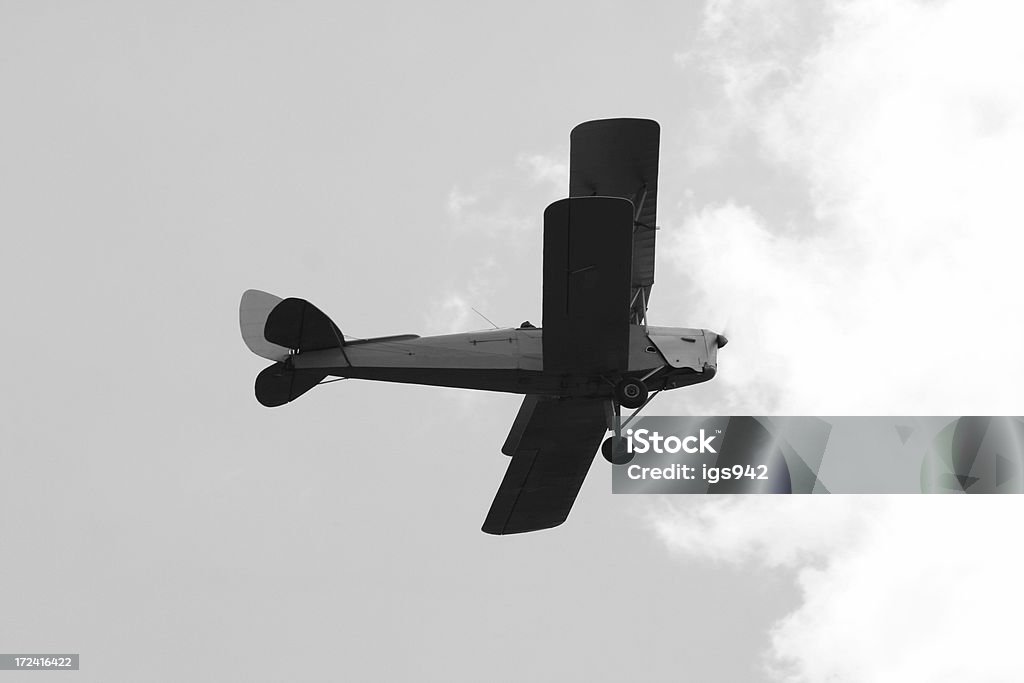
483,396,610,535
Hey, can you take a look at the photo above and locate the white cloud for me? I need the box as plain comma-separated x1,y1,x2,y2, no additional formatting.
424,256,501,334
668,0,1024,415
516,152,568,192
428,147,565,336
446,186,478,217
653,1,1024,680
651,496,1024,683
648,496,876,568
443,178,534,237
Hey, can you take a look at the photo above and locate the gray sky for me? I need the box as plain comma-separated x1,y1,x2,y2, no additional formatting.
3,1,1024,681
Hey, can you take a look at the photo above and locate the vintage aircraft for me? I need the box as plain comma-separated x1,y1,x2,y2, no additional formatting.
239,118,726,534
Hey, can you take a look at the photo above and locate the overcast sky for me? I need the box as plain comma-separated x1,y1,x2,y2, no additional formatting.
2,1,1024,681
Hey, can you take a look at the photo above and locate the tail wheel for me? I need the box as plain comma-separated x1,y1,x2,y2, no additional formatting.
615,378,648,409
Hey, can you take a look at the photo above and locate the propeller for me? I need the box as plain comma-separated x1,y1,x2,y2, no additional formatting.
712,313,733,349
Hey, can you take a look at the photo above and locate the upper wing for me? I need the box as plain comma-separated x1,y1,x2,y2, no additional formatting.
542,196,635,374
569,118,660,325
483,397,609,535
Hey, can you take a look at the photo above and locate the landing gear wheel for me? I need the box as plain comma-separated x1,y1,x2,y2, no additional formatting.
602,436,633,465
615,378,648,409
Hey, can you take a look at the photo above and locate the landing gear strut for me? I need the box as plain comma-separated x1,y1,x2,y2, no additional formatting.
615,377,648,409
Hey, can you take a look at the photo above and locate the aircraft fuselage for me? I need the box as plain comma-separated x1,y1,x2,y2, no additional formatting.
289,324,721,398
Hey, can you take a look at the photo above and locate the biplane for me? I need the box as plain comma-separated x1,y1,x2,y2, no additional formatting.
239,118,726,534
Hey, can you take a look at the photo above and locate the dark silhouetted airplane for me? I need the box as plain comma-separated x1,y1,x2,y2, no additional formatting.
240,118,726,534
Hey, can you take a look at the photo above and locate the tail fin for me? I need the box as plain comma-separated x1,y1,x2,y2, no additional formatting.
239,290,344,407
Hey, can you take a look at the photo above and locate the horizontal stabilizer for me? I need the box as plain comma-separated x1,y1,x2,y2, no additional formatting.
240,289,291,362
265,297,344,351
255,362,327,407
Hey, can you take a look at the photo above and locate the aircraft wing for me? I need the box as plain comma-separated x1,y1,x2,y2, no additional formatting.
542,196,635,374
482,397,608,535
569,118,660,325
